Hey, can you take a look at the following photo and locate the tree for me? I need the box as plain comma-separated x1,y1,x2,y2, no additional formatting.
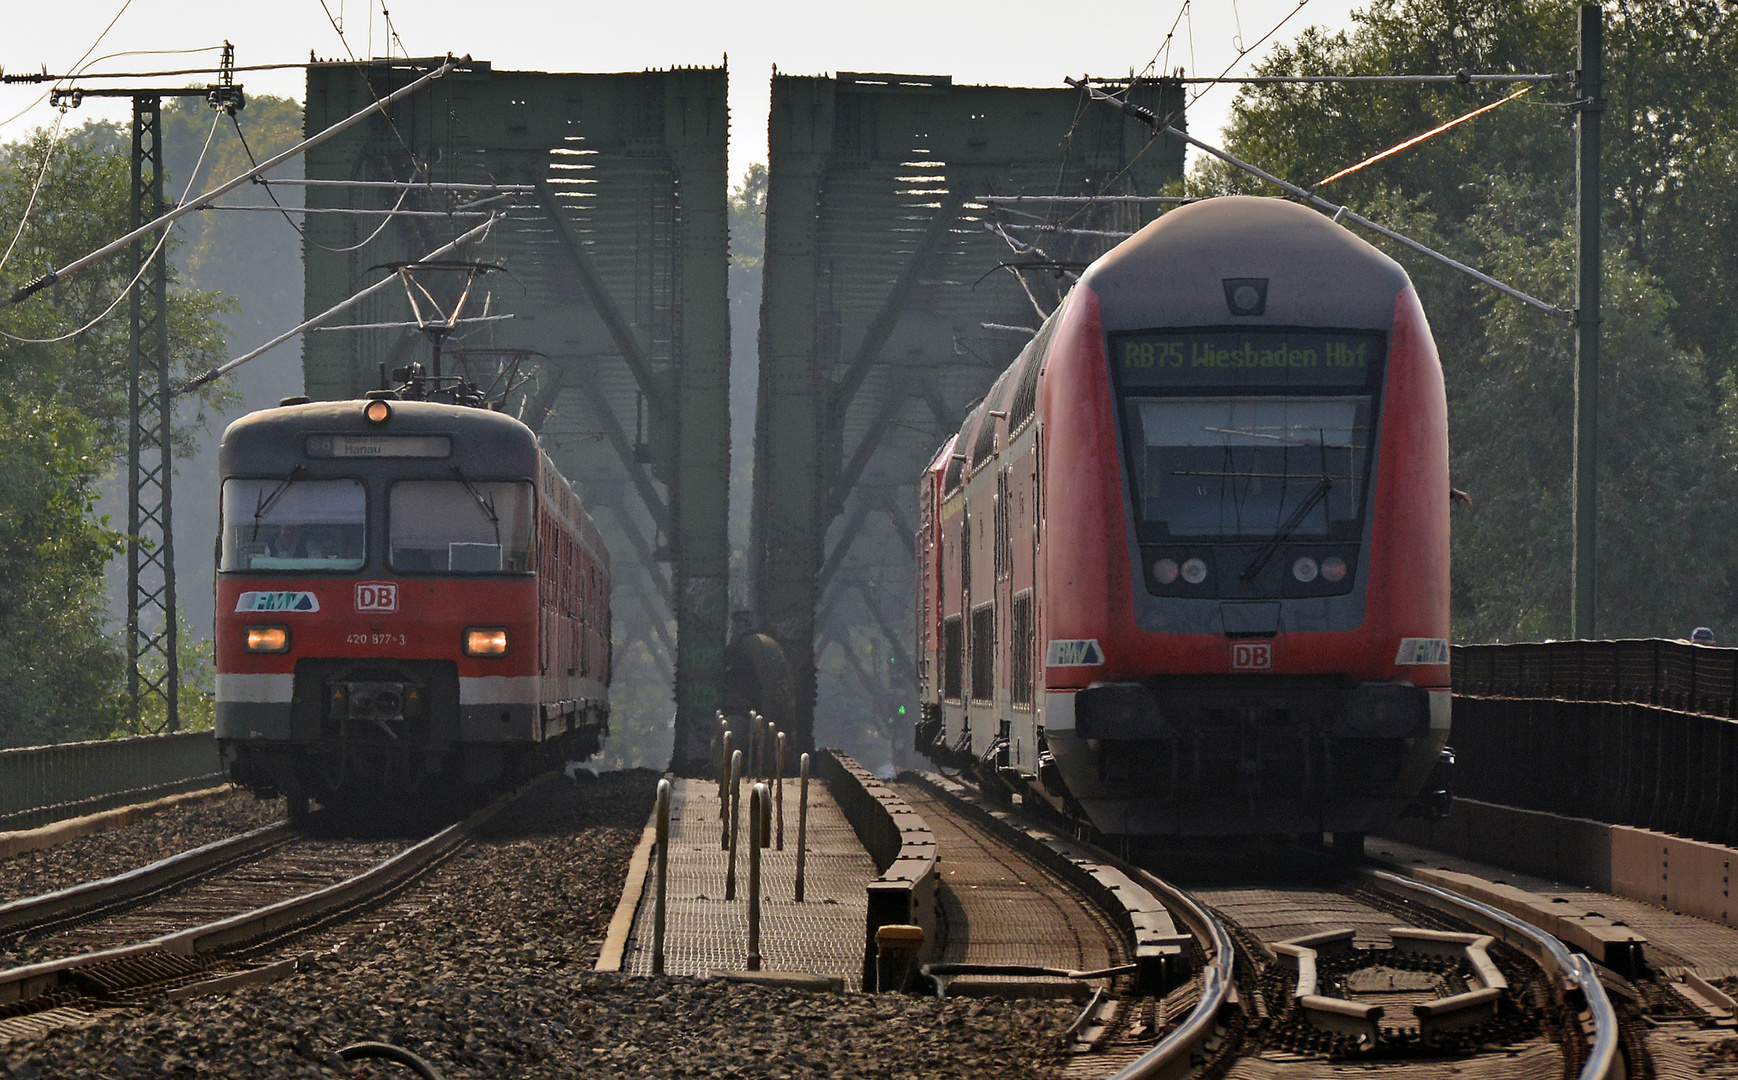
1189,0,1738,641
0,120,235,745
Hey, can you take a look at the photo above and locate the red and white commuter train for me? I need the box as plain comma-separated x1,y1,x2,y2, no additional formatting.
215,388,609,816
916,196,1452,844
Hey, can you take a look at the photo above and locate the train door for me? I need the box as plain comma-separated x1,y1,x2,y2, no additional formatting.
1007,439,1038,776
917,487,933,702
994,466,1013,769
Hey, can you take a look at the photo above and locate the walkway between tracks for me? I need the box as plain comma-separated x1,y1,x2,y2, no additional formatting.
614,777,876,988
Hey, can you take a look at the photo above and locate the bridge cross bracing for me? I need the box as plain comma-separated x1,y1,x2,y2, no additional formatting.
302,61,730,764
753,73,1185,758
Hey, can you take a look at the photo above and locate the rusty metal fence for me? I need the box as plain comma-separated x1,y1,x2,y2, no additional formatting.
1451,640,1738,845
0,732,224,832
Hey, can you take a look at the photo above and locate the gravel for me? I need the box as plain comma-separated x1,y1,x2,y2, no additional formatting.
0,769,1079,1079
0,791,284,904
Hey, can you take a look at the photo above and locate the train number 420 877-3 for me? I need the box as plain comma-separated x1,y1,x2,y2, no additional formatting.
346,632,407,646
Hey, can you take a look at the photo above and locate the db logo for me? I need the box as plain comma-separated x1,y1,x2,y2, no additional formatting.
1232,642,1272,670
355,582,398,613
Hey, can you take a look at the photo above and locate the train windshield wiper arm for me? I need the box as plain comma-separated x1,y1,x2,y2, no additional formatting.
251,465,307,541
1239,475,1332,582
449,464,502,548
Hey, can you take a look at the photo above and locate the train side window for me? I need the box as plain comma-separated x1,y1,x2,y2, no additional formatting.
970,603,996,703
388,480,535,573
942,615,964,702
994,471,1011,581
1011,591,1034,708
220,478,366,572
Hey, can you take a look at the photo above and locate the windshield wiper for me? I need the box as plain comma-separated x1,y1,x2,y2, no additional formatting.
450,464,503,548
251,465,307,541
1239,475,1332,582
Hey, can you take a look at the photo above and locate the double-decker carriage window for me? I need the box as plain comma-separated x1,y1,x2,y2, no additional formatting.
1126,396,1370,539
221,479,366,572
389,480,535,573
1010,591,1034,707
1113,329,1382,546
969,603,996,703
994,471,1011,581
942,615,964,702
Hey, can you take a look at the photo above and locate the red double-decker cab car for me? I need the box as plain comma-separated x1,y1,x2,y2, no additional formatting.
916,197,1452,848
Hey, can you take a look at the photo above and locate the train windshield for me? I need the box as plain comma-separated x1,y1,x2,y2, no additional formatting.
389,480,534,573
1123,397,1371,540
220,478,366,572
1112,327,1382,543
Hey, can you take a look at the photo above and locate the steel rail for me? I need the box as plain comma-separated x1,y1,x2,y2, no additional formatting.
1106,863,1235,1080
1366,868,1619,1080
0,822,291,937
0,773,557,1011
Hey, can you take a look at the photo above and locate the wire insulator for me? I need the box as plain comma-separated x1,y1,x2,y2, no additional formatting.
10,268,57,303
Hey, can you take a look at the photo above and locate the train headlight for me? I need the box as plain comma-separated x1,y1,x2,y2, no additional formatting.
1153,558,1180,585
1180,557,1208,585
1320,555,1348,583
464,627,509,656
245,625,290,653
363,398,392,425
1292,556,1320,583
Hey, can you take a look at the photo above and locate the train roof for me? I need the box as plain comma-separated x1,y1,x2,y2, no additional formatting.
220,399,539,474
1080,195,1413,334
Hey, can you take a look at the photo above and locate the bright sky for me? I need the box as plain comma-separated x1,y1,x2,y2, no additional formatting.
1,0,1368,180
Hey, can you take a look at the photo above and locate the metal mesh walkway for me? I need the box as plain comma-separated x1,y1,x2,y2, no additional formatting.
623,778,875,988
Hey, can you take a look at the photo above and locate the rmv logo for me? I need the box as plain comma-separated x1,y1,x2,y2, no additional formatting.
355,582,398,613
1232,642,1272,670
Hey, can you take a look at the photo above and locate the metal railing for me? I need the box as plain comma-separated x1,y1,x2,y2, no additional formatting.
0,732,224,832
1451,640,1738,845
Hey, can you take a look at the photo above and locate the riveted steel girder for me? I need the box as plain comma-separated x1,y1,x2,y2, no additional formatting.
302,62,730,771
753,72,1184,753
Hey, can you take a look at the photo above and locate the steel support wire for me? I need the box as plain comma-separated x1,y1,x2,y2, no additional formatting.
1368,869,1619,1080
5,56,464,306
178,213,501,394
1110,865,1235,1080
1065,77,1574,323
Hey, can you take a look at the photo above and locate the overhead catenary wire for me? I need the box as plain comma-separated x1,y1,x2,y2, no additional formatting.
178,211,500,395
1316,85,1532,187
1065,76,1573,322
0,108,224,344
0,107,67,276
0,0,135,129
3,55,462,307
203,205,496,217
1086,72,1573,85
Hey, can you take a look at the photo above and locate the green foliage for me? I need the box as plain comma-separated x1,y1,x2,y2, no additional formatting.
1194,0,1738,641
0,399,124,746
0,116,238,745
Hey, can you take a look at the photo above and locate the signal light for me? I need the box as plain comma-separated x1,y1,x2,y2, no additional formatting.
245,625,290,653
1153,558,1180,584
1320,556,1348,583
363,399,392,425
464,627,508,656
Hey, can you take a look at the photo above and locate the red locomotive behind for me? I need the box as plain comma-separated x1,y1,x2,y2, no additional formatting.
916,196,1452,847
215,386,609,818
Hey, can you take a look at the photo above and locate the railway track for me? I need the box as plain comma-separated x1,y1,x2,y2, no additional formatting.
0,774,556,1039
918,775,1620,1080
